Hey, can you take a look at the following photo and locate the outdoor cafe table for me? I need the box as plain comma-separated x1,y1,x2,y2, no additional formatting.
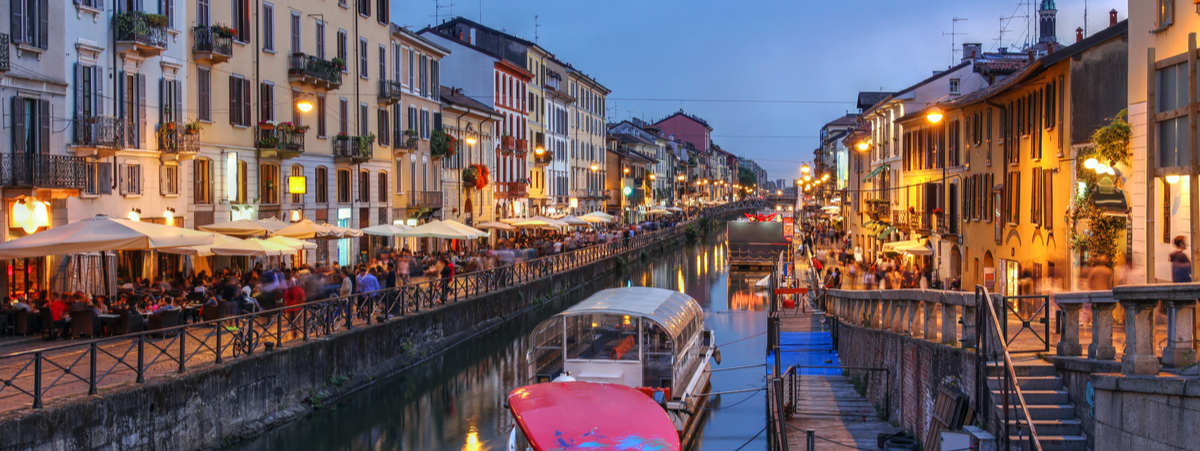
97,313,120,336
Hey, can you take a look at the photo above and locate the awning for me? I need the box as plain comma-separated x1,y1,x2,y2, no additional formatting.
863,165,886,181
1094,187,1129,215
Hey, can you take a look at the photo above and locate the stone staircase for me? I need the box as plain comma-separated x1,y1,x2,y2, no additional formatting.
986,363,1087,451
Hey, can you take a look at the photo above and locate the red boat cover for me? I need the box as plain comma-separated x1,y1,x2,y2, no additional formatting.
508,381,681,451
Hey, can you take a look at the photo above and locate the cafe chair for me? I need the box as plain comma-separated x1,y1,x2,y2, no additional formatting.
116,309,145,335
14,310,28,336
38,309,57,341
147,310,181,338
69,310,97,339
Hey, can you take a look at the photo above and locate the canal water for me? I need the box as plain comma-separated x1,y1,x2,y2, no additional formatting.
227,231,769,451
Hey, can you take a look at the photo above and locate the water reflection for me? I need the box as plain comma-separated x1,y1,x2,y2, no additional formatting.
227,232,768,451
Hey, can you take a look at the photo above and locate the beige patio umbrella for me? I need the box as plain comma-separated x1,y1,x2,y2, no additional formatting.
320,222,364,237
210,238,298,256
646,209,673,216
558,216,591,226
267,235,318,250
198,219,289,236
361,224,411,236
513,219,562,229
666,207,684,212
396,220,487,239
578,214,611,224
585,211,615,221
273,219,341,239
476,221,515,230
441,219,489,238
0,214,215,259
158,233,244,257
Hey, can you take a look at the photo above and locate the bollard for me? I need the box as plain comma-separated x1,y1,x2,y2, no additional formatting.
806,429,814,451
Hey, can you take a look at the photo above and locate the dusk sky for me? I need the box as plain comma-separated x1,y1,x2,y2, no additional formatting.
394,0,1127,182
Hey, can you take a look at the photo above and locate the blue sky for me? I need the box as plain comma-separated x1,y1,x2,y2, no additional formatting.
393,0,1127,182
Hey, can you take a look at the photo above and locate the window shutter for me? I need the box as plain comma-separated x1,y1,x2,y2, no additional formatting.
37,0,47,49
1044,169,1053,229
242,79,251,126
74,64,85,119
193,160,203,202
229,76,238,125
95,66,105,115
134,165,142,194
160,165,166,195
433,112,441,131
11,95,24,153
11,0,23,44
431,60,439,101
1014,172,1021,224
158,78,166,124
137,74,146,148
174,80,182,124
98,162,112,195
38,99,49,154
118,163,128,195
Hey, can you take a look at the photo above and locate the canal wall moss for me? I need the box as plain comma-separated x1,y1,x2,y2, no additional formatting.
0,224,711,451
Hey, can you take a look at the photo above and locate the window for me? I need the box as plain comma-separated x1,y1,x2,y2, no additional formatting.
1157,63,1190,168
1044,81,1056,129
315,166,328,203
259,82,274,122
292,89,303,126
197,0,209,26
378,172,387,202
290,11,302,55
949,79,960,95
12,0,48,48
317,94,327,137
232,0,251,43
336,168,351,203
378,45,386,81
358,169,370,202
339,98,348,135
262,3,274,52
420,55,428,96
160,165,179,196
378,109,389,146
198,67,211,121
237,160,248,203
408,105,417,134
392,44,402,82
119,163,142,196
420,110,429,139
12,96,49,154
163,0,176,28
1163,180,1172,243
394,155,403,194
409,154,417,193
1031,167,1043,226
229,75,251,126
259,164,280,204
1042,168,1053,229
359,37,368,79
360,103,369,136
315,21,325,59
74,64,103,119
376,0,388,23
337,30,348,70
356,0,369,16
159,79,182,125
1157,0,1174,29
408,49,415,89
193,158,212,204
1005,171,1020,224
338,0,346,8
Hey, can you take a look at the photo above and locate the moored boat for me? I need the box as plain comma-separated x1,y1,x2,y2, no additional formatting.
506,381,681,451
522,287,717,448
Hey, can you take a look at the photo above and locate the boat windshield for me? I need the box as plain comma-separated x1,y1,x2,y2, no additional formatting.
565,314,640,361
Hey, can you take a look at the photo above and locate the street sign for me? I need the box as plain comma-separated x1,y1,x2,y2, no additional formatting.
783,221,794,242
775,287,808,295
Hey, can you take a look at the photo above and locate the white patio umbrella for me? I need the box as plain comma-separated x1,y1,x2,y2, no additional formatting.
0,214,215,259
578,214,611,224
666,207,684,212
274,219,341,239
442,219,488,238
558,216,591,226
320,222,364,237
267,235,317,250
397,220,487,239
158,234,244,257
198,219,289,236
361,224,412,236
646,209,673,216
476,221,515,230
585,211,615,221
513,219,562,229
210,238,298,257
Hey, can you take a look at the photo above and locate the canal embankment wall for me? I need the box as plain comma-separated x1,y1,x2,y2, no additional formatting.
0,214,742,451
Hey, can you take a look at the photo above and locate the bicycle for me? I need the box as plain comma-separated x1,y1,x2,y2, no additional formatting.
223,315,260,358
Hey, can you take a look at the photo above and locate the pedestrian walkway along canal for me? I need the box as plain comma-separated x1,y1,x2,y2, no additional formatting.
226,231,770,451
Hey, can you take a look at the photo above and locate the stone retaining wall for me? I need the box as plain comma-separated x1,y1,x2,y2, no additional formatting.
0,227,699,451
1091,374,1200,451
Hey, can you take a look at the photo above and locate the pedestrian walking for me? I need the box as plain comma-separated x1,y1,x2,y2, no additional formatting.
1170,236,1192,283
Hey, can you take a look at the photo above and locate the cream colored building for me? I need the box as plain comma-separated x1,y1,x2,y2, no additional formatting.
391,26,448,234
440,87,502,226
186,0,394,266
568,69,609,215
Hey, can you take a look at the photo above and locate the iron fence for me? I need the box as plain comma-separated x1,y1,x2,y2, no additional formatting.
0,153,89,189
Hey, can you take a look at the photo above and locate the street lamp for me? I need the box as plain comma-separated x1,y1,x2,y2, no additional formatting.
926,106,944,124
590,164,599,172
801,164,811,175
856,141,870,152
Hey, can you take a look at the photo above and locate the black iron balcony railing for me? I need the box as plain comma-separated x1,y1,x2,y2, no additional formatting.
288,53,342,88
192,26,233,63
0,153,89,189
157,123,200,154
114,11,168,52
0,33,10,72
906,212,930,231
378,79,402,104
935,211,960,236
73,115,127,149
256,128,306,153
334,135,372,162
410,191,443,209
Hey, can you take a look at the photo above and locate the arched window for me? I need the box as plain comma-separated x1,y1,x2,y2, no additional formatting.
237,160,248,204
336,168,351,203
378,171,388,202
259,163,280,204
290,164,304,204
315,166,328,203
359,169,370,202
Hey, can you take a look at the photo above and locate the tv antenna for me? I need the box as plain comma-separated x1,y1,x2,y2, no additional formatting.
943,17,968,63
535,15,540,43
433,0,456,23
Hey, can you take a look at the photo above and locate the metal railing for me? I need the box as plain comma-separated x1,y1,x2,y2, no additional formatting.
378,79,402,103
409,191,442,209
935,211,959,236
333,137,372,160
288,53,343,87
73,115,127,149
975,285,1043,451
0,33,10,72
114,11,168,50
496,181,528,199
192,26,233,59
0,200,765,411
0,153,89,189
157,123,200,154
257,129,305,153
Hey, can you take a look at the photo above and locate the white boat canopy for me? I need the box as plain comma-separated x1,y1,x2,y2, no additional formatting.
558,287,703,339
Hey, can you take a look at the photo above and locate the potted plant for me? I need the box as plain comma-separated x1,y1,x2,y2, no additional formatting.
184,119,203,135
259,120,277,130
403,129,418,148
461,165,479,188
276,121,294,133
292,124,311,134
165,122,176,131
932,208,944,216
430,129,456,160
210,24,238,39
257,136,278,148
335,132,350,141
331,57,346,71
145,13,169,28
353,133,375,150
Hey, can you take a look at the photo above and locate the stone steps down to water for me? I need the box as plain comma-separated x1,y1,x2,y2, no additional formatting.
986,362,1087,451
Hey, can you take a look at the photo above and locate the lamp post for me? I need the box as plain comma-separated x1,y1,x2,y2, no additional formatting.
926,105,945,286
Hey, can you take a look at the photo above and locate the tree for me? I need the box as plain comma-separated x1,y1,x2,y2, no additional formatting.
1068,109,1130,266
738,166,757,188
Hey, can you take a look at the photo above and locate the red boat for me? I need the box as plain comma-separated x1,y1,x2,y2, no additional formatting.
507,381,682,451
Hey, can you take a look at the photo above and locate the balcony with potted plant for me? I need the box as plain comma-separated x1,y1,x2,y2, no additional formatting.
158,119,201,161
333,133,373,164
288,53,343,89
378,79,402,105
114,11,169,56
533,146,553,167
192,24,235,64
71,114,127,158
500,135,516,155
255,121,307,159
396,129,418,151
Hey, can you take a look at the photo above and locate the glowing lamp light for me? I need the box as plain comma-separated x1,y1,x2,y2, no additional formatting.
649,174,656,180
1083,158,1098,169
1093,163,1108,174
535,146,545,155
926,106,944,124
127,208,141,222
1106,166,1116,175
801,164,811,174
10,201,28,229
466,136,477,145
623,186,633,196
856,141,869,152
569,197,579,208
803,175,812,182
296,99,313,113
677,175,685,181
590,164,599,172
623,167,630,174
1166,175,1181,184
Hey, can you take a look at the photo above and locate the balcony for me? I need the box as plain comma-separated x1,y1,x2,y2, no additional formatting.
255,128,306,159
533,148,552,167
333,135,372,164
907,211,930,233
288,53,343,89
395,132,418,151
500,136,516,154
935,211,960,238
410,191,443,209
192,26,233,64
114,11,168,57
495,181,528,199
378,79,402,105
72,115,127,158
157,122,200,161
0,153,89,191
515,139,528,155
0,33,9,73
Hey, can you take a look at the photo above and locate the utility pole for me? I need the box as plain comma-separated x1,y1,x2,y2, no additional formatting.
943,17,968,64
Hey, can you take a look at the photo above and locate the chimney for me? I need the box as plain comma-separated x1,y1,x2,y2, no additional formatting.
962,43,982,62
1076,27,1084,42
1027,48,1036,63
1110,9,1118,27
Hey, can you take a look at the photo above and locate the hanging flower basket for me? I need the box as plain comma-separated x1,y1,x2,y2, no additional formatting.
461,164,489,190
430,128,456,160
